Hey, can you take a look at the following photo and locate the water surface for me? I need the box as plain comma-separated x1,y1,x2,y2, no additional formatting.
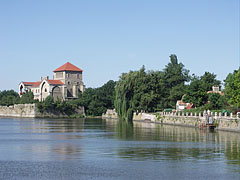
0,117,239,180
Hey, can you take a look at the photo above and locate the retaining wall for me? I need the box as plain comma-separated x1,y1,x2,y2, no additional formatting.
0,104,84,118
102,109,240,132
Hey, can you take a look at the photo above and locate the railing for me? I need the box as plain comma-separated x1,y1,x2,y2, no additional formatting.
158,110,240,120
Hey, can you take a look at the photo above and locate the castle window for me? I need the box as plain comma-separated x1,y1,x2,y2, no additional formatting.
68,81,70,85
45,88,47,92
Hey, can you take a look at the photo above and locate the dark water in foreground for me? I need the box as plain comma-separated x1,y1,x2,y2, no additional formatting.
0,118,239,180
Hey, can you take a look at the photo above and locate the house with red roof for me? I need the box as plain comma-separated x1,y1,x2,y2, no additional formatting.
19,62,85,101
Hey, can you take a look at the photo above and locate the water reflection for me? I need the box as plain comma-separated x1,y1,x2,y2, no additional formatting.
19,118,85,133
1,117,239,169
104,119,240,166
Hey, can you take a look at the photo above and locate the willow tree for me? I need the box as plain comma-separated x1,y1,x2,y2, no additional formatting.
114,66,148,122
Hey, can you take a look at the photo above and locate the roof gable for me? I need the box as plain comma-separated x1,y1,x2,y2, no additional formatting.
53,62,83,72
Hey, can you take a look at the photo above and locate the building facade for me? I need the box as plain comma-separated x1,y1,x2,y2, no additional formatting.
19,62,85,101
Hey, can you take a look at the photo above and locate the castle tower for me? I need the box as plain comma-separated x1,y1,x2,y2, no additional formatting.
53,62,85,99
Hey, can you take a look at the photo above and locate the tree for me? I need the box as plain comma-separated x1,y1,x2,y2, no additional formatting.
183,72,221,107
208,93,225,109
115,67,147,122
114,55,190,121
76,80,117,116
224,68,240,108
19,91,35,104
0,90,19,106
163,54,189,108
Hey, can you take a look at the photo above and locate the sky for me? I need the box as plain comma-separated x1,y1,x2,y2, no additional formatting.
0,0,239,91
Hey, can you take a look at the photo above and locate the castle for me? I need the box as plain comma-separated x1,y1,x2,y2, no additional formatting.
19,62,85,101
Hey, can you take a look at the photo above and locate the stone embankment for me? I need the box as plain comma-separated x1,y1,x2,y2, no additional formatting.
102,109,240,132
0,104,84,118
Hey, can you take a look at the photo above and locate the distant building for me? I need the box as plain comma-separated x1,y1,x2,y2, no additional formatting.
176,100,194,111
207,86,224,96
176,86,223,111
19,62,85,101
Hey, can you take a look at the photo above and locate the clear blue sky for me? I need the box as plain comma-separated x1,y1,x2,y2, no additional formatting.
0,0,239,91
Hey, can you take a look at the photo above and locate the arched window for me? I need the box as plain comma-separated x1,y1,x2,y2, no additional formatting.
45,88,47,92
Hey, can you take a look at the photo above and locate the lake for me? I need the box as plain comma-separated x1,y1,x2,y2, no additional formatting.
0,117,239,180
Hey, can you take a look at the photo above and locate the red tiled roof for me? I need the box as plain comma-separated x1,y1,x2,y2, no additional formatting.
32,81,41,87
23,81,41,87
23,82,35,85
47,80,64,85
53,62,83,72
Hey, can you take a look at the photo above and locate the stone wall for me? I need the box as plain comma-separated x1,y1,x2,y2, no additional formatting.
0,104,85,118
102,109,240,132
102,109,118,119
0,104,36,118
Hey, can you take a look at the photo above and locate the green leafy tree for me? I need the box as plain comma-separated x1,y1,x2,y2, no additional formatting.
0,90,19,106
183,72,221,107
115,66,149,121
19,91,35,104
224,68,240,108
208,93,225,109
77,80,117,116
114,55,190,122
163,54,189,108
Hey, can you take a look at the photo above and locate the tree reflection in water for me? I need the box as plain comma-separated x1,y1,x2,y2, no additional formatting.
103,119,240,166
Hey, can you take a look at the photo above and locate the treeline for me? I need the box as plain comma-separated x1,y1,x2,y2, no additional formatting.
115,55,240,121
115,55,190,121
1,54,239,120
0,90,36,106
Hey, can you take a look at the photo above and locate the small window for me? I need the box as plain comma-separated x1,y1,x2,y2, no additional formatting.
67,73,69,78
77,74,80,78
77,82,79,85
68,81,70,85
45,88,47,92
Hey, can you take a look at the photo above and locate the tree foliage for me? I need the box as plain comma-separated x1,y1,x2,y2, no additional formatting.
0,90,19,106
19,91,36,104
76,80,116,116
37,96,77,115
183,72,221,107
224,68,240,108
163,54,189,107
115,55,189,122
208,93,225,110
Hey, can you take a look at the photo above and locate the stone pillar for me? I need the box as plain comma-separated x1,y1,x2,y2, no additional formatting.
219,112,222,118
207,110,211,115
194,112,197,117
215,112,218,119
190,112,193,117
73,85,77,98
199,112,202,118
62,86,67,100
224,112,227,117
